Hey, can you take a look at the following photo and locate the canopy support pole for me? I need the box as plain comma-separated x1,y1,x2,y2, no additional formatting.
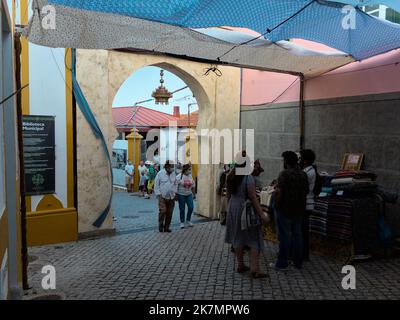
299,74,305,151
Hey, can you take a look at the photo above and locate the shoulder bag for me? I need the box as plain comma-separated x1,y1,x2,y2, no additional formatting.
241,176,261,230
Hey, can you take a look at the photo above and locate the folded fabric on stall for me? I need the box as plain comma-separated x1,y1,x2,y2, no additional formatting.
331,177,373,185
334,170,377,180
332,182,378,198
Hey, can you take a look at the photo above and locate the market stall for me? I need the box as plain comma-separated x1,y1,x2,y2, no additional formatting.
260,155,398,263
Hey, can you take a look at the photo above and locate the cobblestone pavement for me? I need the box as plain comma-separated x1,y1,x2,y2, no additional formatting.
26,220,400,300
112,191,207,233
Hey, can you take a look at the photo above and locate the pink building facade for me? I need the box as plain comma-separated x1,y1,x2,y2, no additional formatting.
240,46,400,234
242,45,400,106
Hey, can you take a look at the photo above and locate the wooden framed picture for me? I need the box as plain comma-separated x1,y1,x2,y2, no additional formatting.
341,153,364,171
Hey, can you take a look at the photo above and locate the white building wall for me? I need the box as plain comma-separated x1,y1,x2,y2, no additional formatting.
28,45,68,209
15,2,69,210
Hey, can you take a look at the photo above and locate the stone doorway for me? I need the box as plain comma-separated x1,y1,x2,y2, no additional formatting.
75,50,241,235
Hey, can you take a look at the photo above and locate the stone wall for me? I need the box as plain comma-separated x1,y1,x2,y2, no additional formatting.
241,92,400,235
76,50,114,234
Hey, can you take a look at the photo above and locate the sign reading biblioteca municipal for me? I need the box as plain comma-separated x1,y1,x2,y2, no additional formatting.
22,115,55,195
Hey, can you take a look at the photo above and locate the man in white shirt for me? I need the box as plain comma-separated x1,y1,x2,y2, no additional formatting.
154,160,178,232
125,160,135,192
299,149,317,261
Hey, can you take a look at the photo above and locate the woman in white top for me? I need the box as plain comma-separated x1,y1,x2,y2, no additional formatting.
124,160,135,192
299,149,317,261
176,163,196,229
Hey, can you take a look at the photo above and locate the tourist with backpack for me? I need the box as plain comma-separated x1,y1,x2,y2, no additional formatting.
299,149,320,261
271,151,309,270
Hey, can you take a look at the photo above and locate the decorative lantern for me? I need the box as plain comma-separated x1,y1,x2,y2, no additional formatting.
152,70,173,105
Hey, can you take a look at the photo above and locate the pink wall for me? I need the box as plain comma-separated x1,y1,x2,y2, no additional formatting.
242,48,400,106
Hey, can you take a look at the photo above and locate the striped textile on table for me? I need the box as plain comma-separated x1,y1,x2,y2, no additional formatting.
310,198,329,237
310,198,353,241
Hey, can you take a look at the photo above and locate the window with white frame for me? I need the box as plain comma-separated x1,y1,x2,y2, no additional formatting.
363,4,400,24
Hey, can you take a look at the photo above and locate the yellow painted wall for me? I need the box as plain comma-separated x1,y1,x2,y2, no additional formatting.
20,0,31,213
127,129,143,192
15,181,22,283
185,131,199,181
27,209,78,246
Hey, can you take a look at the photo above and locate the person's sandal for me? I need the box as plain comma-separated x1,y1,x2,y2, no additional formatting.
237,265,250,273
251,272,268,279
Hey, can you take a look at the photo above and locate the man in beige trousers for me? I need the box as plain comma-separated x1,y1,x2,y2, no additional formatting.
154,160,178,233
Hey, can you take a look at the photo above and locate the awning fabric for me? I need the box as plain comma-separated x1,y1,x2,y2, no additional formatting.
26,0,400,77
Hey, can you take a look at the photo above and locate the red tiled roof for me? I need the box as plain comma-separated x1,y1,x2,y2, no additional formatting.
160,111,199,127
112,106,178,132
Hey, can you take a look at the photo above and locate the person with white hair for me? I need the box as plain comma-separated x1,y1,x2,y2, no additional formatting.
124,160,135,193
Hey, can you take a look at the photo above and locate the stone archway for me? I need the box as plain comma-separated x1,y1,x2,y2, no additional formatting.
76,50,241,234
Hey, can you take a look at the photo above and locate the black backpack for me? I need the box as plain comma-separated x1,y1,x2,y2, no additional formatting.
312,165,323,198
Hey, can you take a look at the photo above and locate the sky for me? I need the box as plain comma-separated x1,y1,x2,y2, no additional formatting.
112,66,198,115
